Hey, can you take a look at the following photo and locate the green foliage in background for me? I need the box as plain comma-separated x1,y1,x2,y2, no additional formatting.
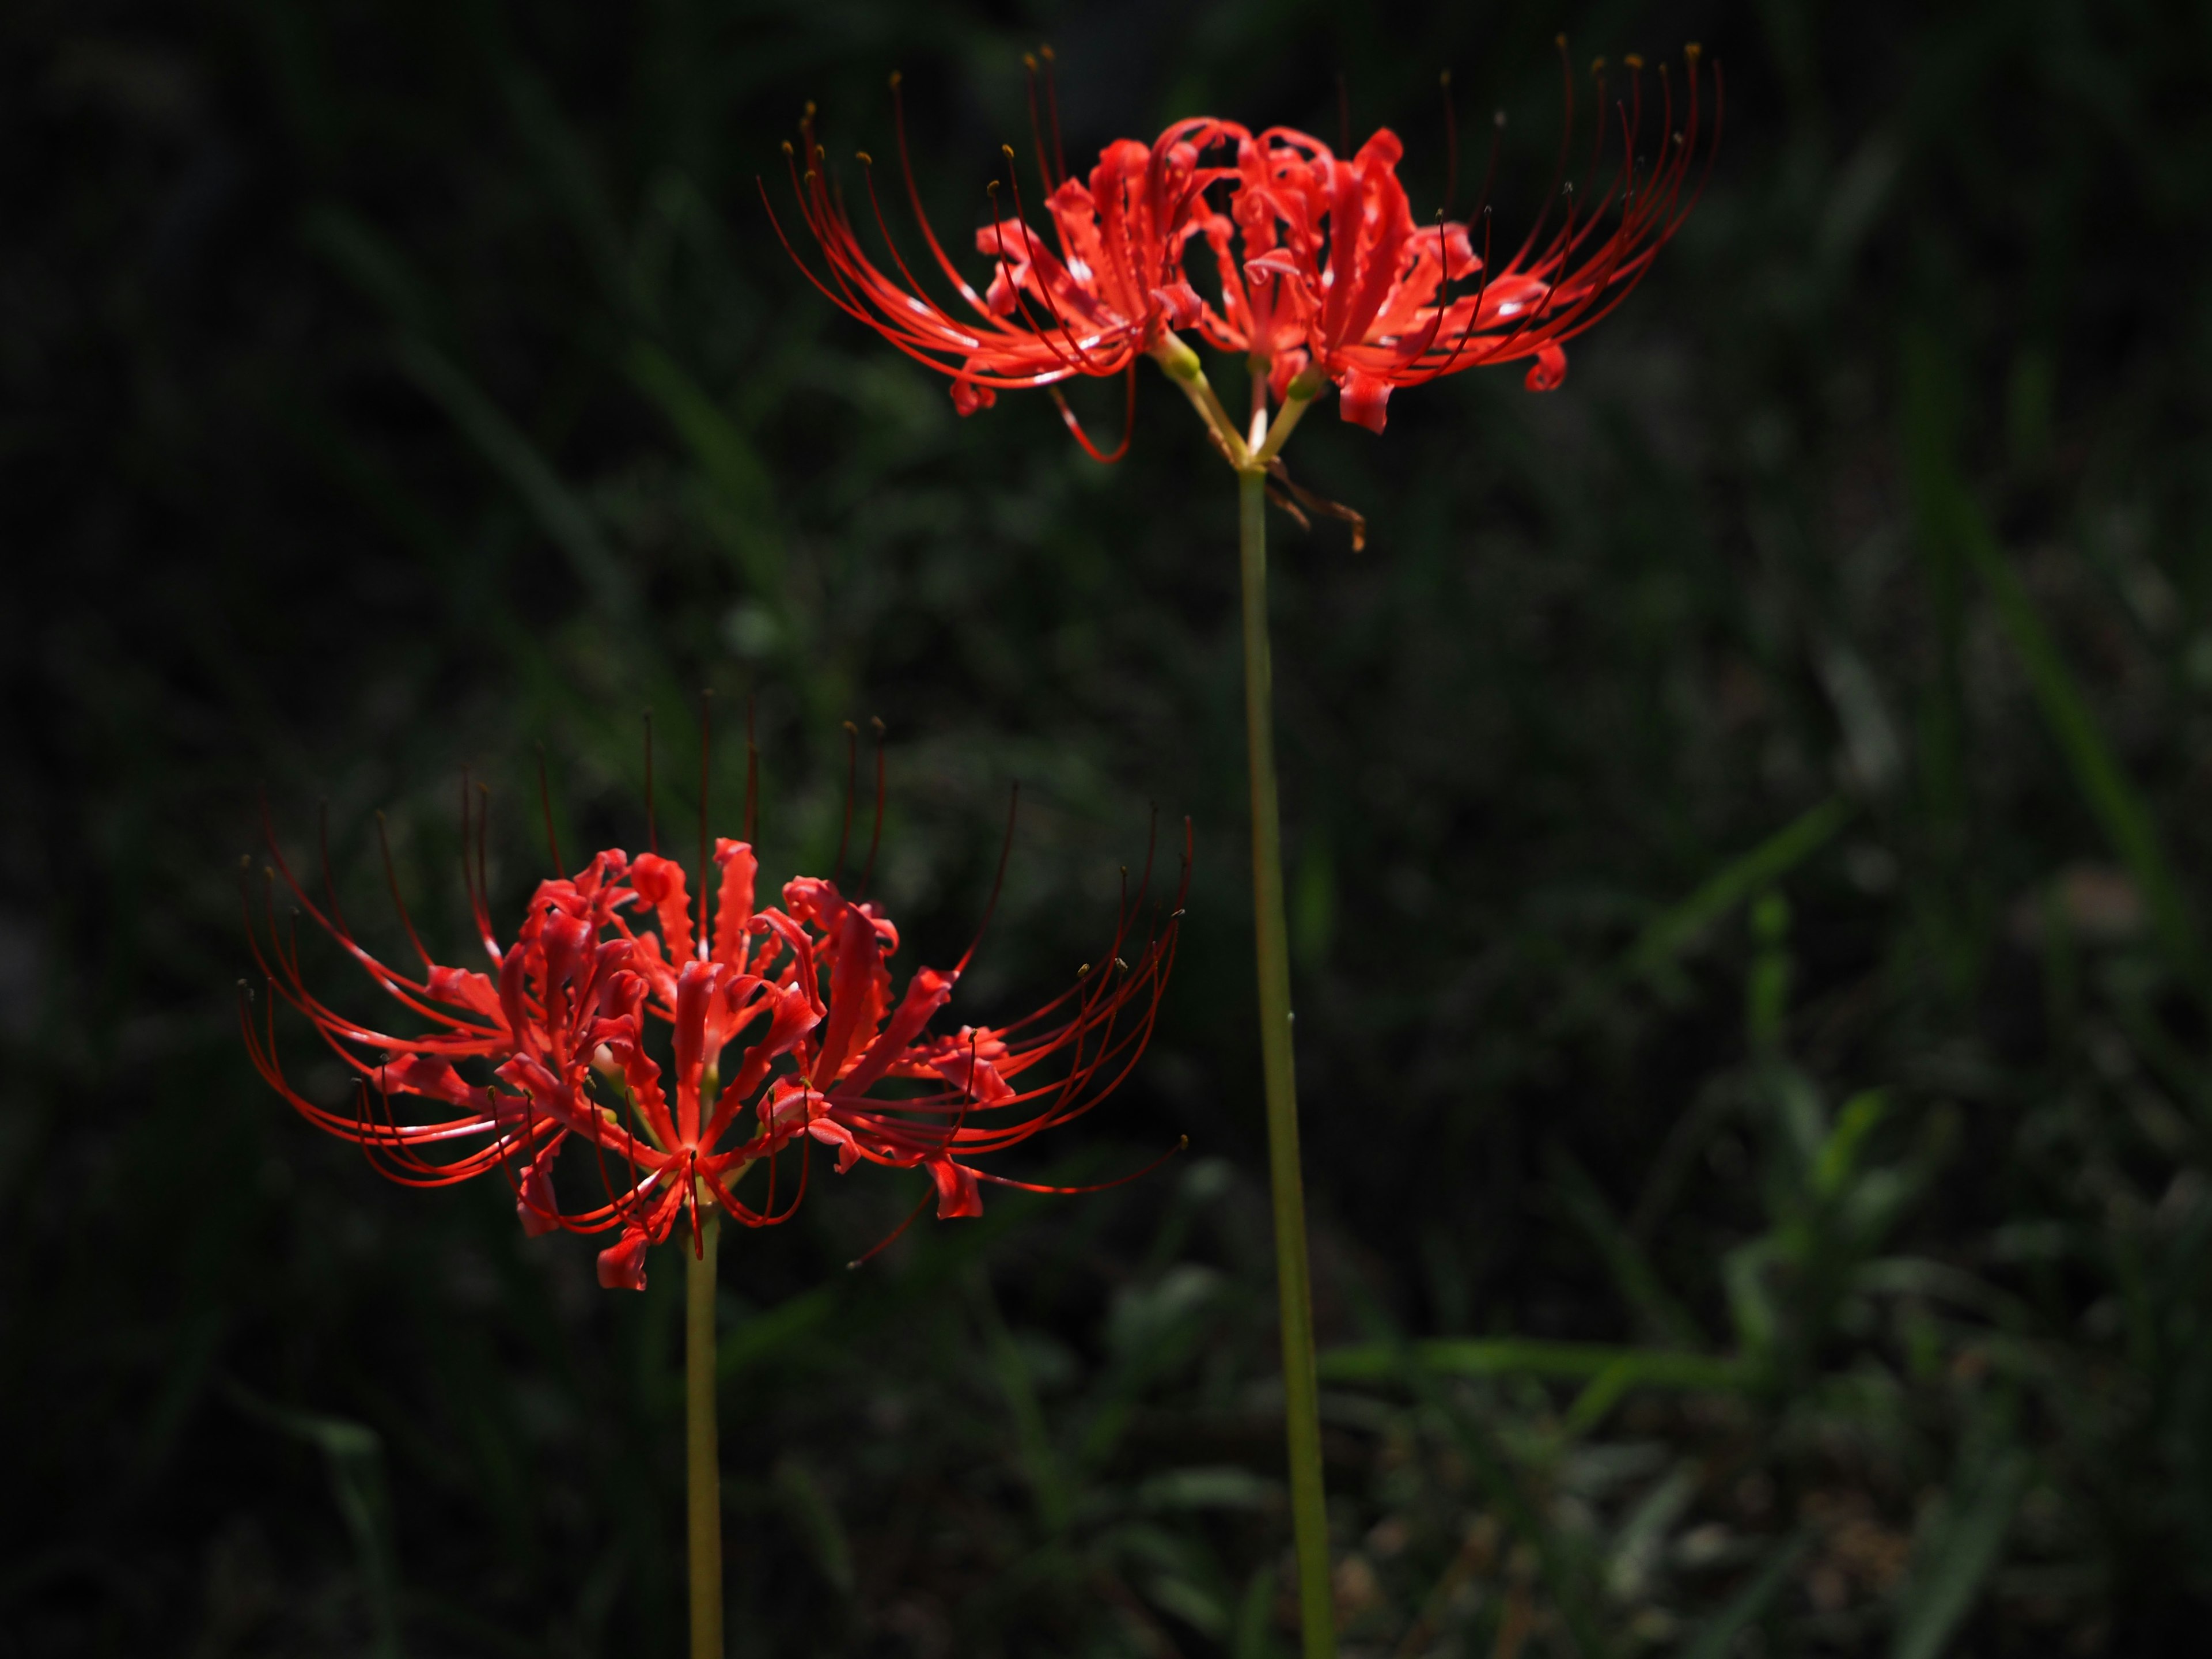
7,1,2212,1654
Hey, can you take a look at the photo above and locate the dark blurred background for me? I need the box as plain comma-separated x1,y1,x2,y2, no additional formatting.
8,1,2212,1654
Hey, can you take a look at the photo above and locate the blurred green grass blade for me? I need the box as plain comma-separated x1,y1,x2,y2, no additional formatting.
1233,1563,1287,1659
1558,1357,1638,1440
771,1455,856,1595
718,1176,1077,1380
1320,1337,1745,1390
301,203,440,340
1813,1089,1889,1199
625,340,787,601
392,335,638,627
1680,1532,1810,1659
1951,494,2202,988
494,63,642,323
1889,1449,2030,1659
1622,796,1853,981
1139,1467,1278,1513
1336,1271,1615,1655
969,1270,1071,1534
1380,1348,1614,1658
1079,1263,1229,1471
717,1279,840,1378
131,1306,222,1488
1549,1146,1708,1349
1722,1241,1781,1366
301,207,639,628
1903,331,2203,994
222,1378,403,1659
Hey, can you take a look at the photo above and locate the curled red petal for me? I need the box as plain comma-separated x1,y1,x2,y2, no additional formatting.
1523,342,1568,391
596,1229,651,1290
1338,368,1392,433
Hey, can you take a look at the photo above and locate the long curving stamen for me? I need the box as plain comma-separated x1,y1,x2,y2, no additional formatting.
845,1182,936,1270
473,781,497,964
858,717,887,900
834,720,858,882
992,172,1113,377
888,73,1000,318
698,687,713,961
318,801,352,940
1048,364,1137,464
976,1135,1190,1198
1441,70,1458,214
537,745,564,876
744,694,759,846
376,812,434,977
1022,54,1055,196
952,783,1021,978
1040,45,1067,187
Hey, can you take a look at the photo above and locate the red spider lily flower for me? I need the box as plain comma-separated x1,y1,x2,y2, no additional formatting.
242,804,1188,1291
1190,46,1719,433
759,76,1233,460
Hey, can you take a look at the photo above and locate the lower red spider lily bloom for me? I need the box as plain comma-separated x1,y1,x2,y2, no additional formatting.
1192,46,1719,433
243,817,1187,1290
762,88,1230,458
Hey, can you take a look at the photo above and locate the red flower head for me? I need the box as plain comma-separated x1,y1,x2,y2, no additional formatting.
243,795,1188,1290
1191,44,1719,433
762,70,1233,460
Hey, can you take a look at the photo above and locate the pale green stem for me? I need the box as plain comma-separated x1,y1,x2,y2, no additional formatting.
1251,385,1319,467
686,1209,723,1659
1153,339,1251,467
1237,466,1336,1658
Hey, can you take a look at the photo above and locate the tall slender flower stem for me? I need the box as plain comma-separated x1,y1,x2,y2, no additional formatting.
685,1209,724,1659
1237,464,1335,1658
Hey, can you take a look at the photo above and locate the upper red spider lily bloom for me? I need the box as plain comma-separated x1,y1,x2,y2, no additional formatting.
761,92,1233,459
243,820,1187,1291
1190,47,1719,433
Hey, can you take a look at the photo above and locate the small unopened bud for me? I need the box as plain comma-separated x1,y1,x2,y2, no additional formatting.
1153,331,1204,383
1286,361,1328,402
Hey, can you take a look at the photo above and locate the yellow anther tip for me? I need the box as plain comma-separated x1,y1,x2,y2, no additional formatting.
1040,44,1055,61
1624,53,1645,69
1592,56,1606,72
855,150,872,165
1685,41,1703,58
888,70,902,88
1023,52,1037,70
1002,142,1017,158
